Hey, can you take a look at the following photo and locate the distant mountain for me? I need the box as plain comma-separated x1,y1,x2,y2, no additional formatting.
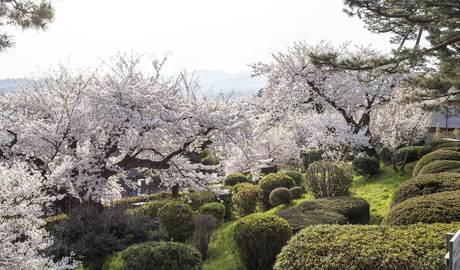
195,70,266,98
0,71,267,97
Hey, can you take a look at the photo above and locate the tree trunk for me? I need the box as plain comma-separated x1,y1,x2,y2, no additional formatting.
171,184,180,199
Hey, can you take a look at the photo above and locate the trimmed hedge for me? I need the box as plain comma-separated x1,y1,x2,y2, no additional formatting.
385,190,460,225
104,241,202,270
232,183,261,217
392,173,460,206
395,146,425,164
234,213,292,270
259,173,295,209
277,197,370,232
352,156,380,176
111,192,173,208
269,187,292,206
417,160,460,176
126,200,169,219
413,149,460,177
289,186,304,199
224,173,250,186
198,202,225,223
431,141,460,152
305,161,353,198
187,191,217,210
274,223,460,270
158,201,195,242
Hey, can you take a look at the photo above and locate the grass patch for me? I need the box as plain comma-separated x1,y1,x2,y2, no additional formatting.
351,163,414,224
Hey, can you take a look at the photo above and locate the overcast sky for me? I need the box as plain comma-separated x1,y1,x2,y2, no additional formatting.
0,0,394,79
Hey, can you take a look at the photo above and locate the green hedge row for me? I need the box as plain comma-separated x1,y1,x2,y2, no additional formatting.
274,222,460,270
385,190,460,225
413,149,460,176
418,160,460,176
391,173,460,206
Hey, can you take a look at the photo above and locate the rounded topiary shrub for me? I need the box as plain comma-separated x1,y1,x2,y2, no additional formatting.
232,183,261,217
385,190,460,225
234,213,292,270
378,147,393,165
274,223,460,270
158,201,195,242
305,161,353,198
269,187,292,206
352,156,380,176
198,202,225,223
128,200,168,219
417,160,460,176
224,173,250,186
279,170,304,187
276,196,369,232
258,173,295,209
187,191,217,210
413,149,460,177
105,241,202,270
391,173,460,206
289,186,304,199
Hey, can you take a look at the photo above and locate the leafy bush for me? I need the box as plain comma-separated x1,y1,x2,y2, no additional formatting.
413,149,460,176
158,201,195,242
187,191,217,210
48,203,165,270
305,161,353,198
300,148,323,168
269,187,292,206
274,222,460,270
43,213,68,232
224,173,250,186
277,196,369,232
198,202,225,223
279,170,304,187
431,141,460,152
109,241,202,270
232,183,261,217
218,193,233,221
395,146,424,164
258,173,295,209
126,200,168,219
193,214,218,259
378,147,393,165
385,190,460,225
234,213,292,270
417,160,460,176
392,173,460,205
352,156,380,176
289,186,304,199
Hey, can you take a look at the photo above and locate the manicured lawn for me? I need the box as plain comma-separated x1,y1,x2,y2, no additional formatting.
351,162,414,224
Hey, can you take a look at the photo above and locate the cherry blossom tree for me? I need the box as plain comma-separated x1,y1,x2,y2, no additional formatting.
0,55,248,205
250,42,404,158
0,161,74,269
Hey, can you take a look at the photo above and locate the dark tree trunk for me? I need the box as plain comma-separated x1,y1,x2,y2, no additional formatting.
171,184,180,199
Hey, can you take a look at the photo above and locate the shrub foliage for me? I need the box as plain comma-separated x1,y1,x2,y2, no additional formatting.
234,213,292,270
198,202,225,223
352,156,380,176
158,201,195,242
392,173,460,206
258,173,295,209
274,223,460,270
289,186,304,199
385,190,460,225
413,149,460,176
224,173,250,186
305,161,353,198
232,183,261,217
417,160,460,176
269,187,292,206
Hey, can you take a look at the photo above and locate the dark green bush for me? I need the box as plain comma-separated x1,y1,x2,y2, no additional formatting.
274,222,460,270
385,190,460,225
269,187,292,206
232,183,261,217
392,173,460,205
43,213,68,232
126,200,168,219
187,191,217,210
277,197,370,232
279,170,304,187
413,149,460,176
417,160,460,176
431,141,460,152
193,214,218,259
305,161,353,198
114,241,202,270
158,201,195,242
48,203,165,270
395,146,425,164
218,193,233,221
234,213,292,270
198,202,225,223
289,186,304,199
224,173,250,186
111,192,173,208
378,147,393,165
259,173,295,209
352,156,380,176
